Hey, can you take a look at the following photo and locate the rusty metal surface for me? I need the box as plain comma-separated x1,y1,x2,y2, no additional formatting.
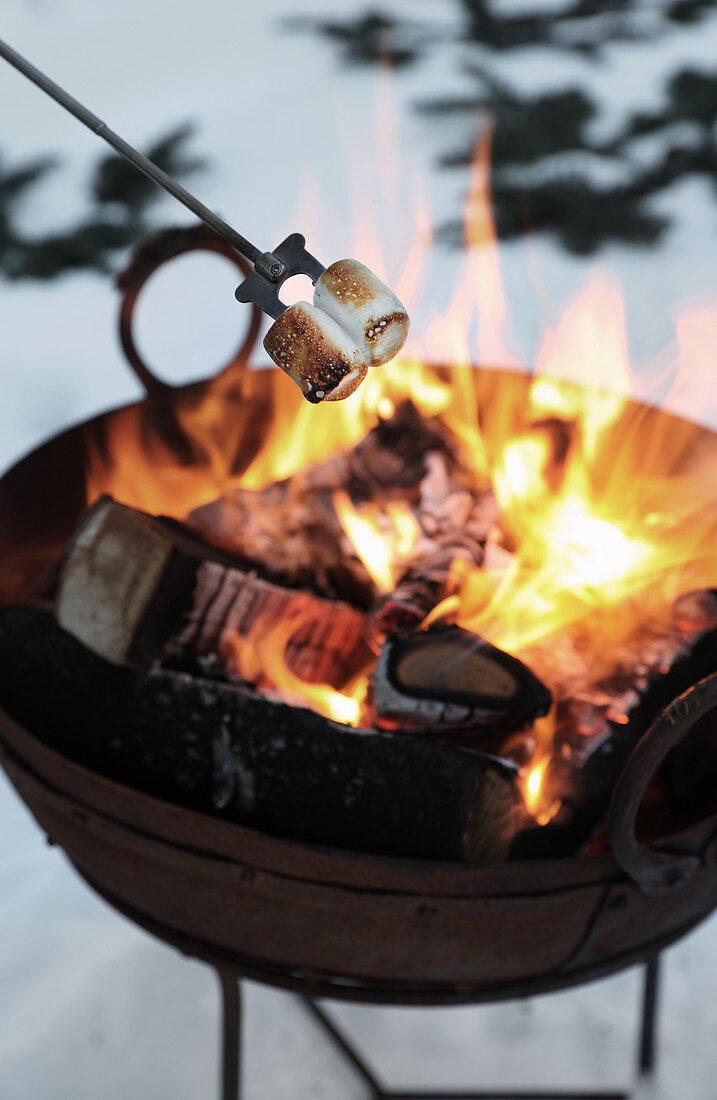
1,702,717,1004
609,673,717,897
1,366,717,1003
117,225,262,397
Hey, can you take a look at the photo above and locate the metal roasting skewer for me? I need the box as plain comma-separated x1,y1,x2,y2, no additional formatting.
0,36,326,317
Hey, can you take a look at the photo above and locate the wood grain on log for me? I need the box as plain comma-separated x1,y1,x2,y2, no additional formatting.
373,624,552,733
55,497,370,690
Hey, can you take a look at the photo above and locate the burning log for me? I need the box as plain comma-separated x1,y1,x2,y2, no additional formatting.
187,401,469,604
54,497,370,689
373,625,552,733
368,452,499,641
0,606,521,863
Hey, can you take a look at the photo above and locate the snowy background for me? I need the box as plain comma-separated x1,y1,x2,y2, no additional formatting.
2,0,717,1096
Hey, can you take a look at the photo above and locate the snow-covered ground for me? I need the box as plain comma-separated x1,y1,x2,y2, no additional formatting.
2,1,717,1096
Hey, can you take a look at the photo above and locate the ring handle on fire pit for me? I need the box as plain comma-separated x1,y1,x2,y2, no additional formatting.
608,671,717,898
117,225,263,396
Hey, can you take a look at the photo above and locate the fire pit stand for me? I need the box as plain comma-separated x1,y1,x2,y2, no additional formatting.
218,957,661,1100
301,960,659,1100
218,958,661,1100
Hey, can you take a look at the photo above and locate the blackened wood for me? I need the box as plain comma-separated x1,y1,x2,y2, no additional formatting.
187,478,373,608
295,400,461,499
374,625,552,733
56,497,370,689
0,607,520,862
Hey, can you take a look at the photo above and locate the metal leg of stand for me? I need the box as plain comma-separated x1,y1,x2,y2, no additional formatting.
304,998,386,1098
638,956,661,1078
217,970,242,1100
301,986,662,1100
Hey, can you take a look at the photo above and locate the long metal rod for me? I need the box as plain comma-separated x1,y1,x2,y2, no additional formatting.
0,36,263,266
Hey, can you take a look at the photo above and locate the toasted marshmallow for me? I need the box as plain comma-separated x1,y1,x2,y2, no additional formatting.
314,259,409,367
264,302,368,404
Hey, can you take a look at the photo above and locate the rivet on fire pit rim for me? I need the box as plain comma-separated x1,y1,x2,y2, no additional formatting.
417,904,438,918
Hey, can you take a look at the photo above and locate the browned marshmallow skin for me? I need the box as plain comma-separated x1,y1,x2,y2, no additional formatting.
314,259,410,367
316,259,377,307
263,302,366,404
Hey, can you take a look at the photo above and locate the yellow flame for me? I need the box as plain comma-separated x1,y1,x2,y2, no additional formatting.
333,491,395,593
333,490,421,594
523,756,561,827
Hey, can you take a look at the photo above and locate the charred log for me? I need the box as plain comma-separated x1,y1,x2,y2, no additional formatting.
187,401,475,605
295,400,462,498
0,606,521,863
55,497,370,689
368,452,498,643
374,624,552,734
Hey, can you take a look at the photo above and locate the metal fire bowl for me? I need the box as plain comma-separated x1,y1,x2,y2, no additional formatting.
1,228,717,1005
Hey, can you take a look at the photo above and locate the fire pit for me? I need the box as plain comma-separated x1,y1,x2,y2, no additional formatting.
1,228,717,1097
2,227,717,1100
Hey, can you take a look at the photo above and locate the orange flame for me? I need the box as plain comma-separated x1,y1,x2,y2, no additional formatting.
229,614,366,727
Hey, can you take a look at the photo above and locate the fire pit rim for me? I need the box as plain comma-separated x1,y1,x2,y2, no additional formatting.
4,698,717,901
3,718,717,1007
